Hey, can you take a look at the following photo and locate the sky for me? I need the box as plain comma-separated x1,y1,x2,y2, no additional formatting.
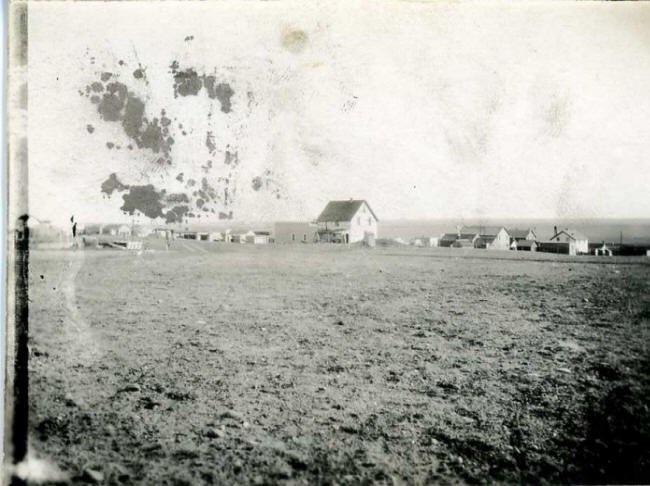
24,1,650,227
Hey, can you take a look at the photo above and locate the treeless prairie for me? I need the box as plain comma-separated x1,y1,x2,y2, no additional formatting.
27,244,650,484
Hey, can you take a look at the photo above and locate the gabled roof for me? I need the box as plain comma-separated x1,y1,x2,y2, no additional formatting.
551,228,588,241
316,200,378,223
440,233,458,242
508,228,536,239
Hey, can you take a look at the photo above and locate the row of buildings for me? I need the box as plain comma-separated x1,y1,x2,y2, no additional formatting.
435,226,591,255
73,200,641,256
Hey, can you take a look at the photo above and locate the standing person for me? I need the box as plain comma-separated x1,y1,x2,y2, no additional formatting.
71,216,78,249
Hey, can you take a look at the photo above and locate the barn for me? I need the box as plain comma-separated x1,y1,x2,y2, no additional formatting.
549,227,589,255
462,226,510,250
316,200,379,244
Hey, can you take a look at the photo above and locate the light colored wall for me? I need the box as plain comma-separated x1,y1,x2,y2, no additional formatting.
349,203,378,243
487,228,510,250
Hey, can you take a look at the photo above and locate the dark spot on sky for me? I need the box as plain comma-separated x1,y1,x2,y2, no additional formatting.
184,35,194,42
133,68,145,79
166,192,189,204
90,77,175,162
187,179,196,187
219,211,233,220
251,177,263,191
224,150,238,166
281,28,308,54
203,76,234,113
173,68,202,97
101,173,129,196
90,82,104,93
127,144,133,150
176,173,184,182
106,142,114,149
165,205,189,224
118,60,125,66
196,198,205,208
86,124,94,134
121,185,164,219
206,131,216,153
100,72,112,82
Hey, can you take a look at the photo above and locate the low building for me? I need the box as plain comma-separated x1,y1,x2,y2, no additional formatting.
246,231,270,245
513,239,538,252
459,226,510,250
316,199,379,244
103,224,132,238
439,233,459,248
549,227,589,255
412,236,439,247
274,222,319,244
452,239,475,249
593,243,613,256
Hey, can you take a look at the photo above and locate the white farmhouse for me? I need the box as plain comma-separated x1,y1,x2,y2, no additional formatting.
549,228,589,255
315,200,379,244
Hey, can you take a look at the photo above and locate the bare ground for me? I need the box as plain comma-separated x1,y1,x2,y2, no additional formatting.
26,244,650,484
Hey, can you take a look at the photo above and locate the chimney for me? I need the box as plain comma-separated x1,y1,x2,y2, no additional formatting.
553,225,557,235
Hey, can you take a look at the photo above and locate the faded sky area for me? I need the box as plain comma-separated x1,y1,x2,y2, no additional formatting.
26,1,650,227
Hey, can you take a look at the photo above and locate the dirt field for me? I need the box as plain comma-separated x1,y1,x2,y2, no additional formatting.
26,243,650,484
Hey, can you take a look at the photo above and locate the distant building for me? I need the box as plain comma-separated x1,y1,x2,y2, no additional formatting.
549,227,589,255
274,222,319,244
439,233,459,248
508,228,537,243
209,232,224,242
512,239,538,252
246,231,270,245
593,243,613,256
412,236,438,247
316,199,378,244
103,224,131,238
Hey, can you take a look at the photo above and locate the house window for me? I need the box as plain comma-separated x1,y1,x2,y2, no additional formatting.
303,233,307,242
291,233,295,241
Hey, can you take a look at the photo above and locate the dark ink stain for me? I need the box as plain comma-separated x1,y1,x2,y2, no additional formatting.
90,82,104,93
205,131,216,153
106,142,115,149
133,68,145,79
164,205,189,224
184,35,194,42
176,173,184,182
172,68,202,98
101,173,129,196
100,72,112,82
196,198,205,208
251,177,263,191
86,125,94,134
121,185,164,219
224,150,238,166
166,193,189,204
219,211,233,220
203,76,234,113
186,179,196,188
90,77,175,162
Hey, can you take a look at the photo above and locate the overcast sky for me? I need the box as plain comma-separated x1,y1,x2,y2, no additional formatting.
26,1,650,226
